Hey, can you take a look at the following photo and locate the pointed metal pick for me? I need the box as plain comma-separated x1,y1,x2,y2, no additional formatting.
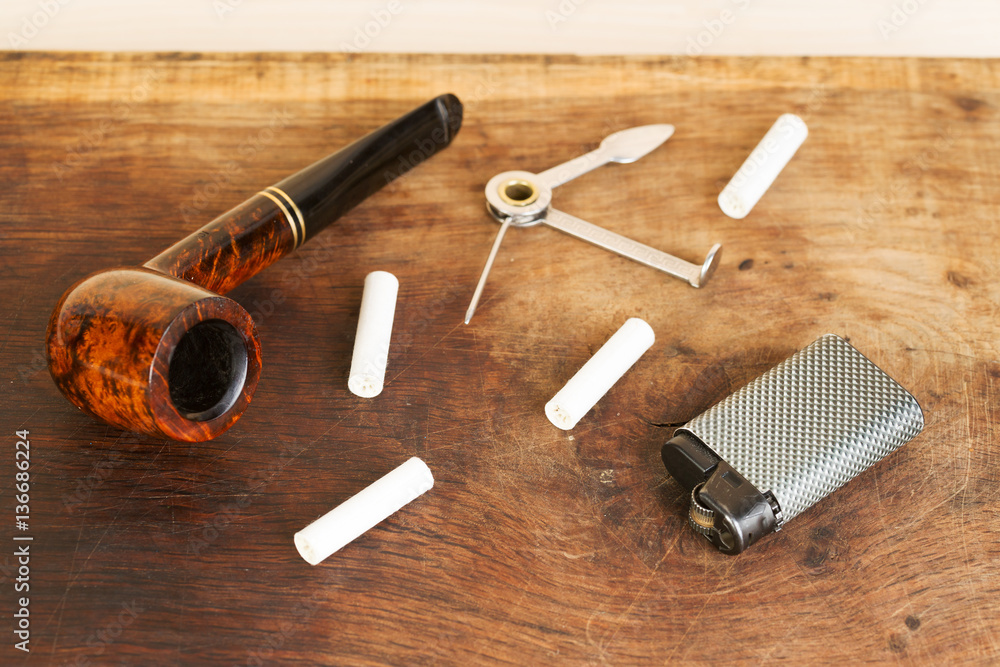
464,217,512,324
536,124,675,189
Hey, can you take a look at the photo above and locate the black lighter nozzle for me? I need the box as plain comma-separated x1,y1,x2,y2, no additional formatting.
661,431,720,491
274,93,463,241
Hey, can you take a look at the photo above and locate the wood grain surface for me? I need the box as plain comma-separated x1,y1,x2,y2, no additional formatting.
1,52,998,665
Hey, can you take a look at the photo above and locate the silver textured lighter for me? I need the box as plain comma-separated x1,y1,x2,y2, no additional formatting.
661,334,924,554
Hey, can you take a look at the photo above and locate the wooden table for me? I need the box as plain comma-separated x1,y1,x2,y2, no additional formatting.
1,53,998,665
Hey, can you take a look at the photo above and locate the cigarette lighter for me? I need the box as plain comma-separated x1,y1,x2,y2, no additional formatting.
661,334,924,554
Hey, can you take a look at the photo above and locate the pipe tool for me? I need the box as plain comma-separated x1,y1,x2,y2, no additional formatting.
465,124,722,323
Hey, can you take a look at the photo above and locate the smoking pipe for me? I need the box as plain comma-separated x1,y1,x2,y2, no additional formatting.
46,94,463,442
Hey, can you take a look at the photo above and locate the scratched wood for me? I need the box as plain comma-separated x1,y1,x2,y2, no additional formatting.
0,53,998,665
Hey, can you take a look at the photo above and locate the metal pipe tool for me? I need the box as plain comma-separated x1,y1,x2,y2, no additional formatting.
465,124,722,323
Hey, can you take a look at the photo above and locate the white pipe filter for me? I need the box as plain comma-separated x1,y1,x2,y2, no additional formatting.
294,457,434,565
348,271,399,398
718,113,808,219
545,318,656,430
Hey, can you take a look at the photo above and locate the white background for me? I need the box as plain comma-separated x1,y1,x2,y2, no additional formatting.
2,0,998,56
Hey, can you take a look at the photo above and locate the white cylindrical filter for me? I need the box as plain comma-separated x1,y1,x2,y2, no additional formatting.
348,271,399,398
718,114,808,219
545,318,655,430
294,457,434,565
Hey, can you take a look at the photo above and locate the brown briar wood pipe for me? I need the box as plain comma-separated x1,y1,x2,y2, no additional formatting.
46,94,463,442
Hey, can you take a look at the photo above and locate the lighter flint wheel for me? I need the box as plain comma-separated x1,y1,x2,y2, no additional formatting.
688,483,715,537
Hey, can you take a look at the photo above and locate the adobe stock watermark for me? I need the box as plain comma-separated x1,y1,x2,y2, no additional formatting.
234,592,322,667
685,0,752,56
856,124,956,229
245,229,463,361
7,0,72,48
62,450,123,513
538,114,632,186
242,231,338,327
725,114,806,191
317,278,464,402
16,348,48,385
187,490,254,556
213,0,243,20
463,70,500,114
339,1,403,53
50,68,161,182
57,600,147,667
800,84,830,121
61,435,143,513
391,279,462,352
188,443,303,556
379,120,454,192
546,0,588,31
179,108,294,224
877,0,930,40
